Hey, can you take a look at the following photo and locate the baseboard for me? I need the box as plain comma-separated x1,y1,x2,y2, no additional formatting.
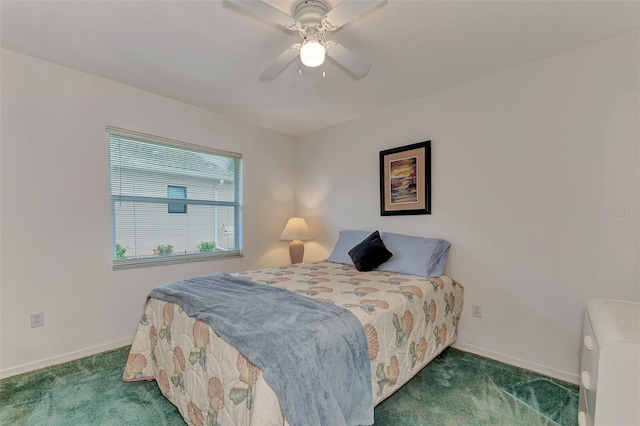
452,342,579,385
0,336,133,379
1,337,580,385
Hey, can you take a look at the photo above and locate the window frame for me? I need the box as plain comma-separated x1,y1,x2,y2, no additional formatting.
107,126,243,270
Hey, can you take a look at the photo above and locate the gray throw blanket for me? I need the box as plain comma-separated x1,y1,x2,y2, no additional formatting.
148,273,374,426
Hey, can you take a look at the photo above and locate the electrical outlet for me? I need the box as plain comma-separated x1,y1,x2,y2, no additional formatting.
472,304,482,318
31,312,45,328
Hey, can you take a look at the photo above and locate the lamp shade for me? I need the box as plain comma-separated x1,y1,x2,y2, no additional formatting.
280,217,312,241
300,40,325,68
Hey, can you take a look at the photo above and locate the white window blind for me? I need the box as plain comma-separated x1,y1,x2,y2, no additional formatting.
107,126,243,269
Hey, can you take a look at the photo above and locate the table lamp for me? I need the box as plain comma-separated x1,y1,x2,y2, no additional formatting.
280,217,312,264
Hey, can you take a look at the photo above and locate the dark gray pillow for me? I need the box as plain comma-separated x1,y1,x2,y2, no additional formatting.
348,231,393,272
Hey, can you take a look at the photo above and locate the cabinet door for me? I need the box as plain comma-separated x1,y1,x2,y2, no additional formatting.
595,344,640,425
580,312,599,426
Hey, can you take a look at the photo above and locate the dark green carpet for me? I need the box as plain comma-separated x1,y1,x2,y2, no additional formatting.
0,347,578,425
502,378,578,426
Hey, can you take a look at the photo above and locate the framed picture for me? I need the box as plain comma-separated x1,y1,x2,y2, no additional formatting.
380,141,431,216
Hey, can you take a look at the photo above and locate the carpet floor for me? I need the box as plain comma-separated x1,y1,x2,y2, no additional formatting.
0,347,578,425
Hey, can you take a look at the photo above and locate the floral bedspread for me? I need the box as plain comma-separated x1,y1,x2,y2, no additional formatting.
123,261,464,426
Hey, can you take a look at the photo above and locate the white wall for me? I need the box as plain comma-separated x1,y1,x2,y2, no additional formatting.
2,30,638,380
295,31,640,379
0,49,296,374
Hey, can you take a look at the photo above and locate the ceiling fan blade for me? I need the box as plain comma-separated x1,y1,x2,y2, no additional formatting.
325,41,370,78
260,43,301,81
322,0,385,30
227,0,297,29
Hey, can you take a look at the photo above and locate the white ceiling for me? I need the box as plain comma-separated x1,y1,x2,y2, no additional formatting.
2,0,639,136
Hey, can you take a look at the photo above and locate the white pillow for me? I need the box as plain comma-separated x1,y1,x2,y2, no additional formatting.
326,230,371,265
326,230,450,277
377,232,450,277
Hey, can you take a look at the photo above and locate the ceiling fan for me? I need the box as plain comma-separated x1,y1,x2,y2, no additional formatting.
228,0,385,80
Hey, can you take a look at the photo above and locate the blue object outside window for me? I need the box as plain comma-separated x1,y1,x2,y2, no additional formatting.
168,185,187,213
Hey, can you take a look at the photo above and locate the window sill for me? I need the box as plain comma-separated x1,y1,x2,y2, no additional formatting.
113,251,243,270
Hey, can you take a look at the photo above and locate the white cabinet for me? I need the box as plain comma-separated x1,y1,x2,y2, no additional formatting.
579,298,640,426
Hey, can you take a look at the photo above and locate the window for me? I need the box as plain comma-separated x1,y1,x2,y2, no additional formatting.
108,126,243,269
167,185,187,214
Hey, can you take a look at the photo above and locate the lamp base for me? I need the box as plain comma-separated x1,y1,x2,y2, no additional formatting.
289,240,304,264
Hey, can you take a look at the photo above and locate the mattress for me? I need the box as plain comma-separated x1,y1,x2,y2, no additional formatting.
123,261,464,426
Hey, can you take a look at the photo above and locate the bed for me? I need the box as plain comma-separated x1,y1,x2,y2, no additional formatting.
124,259,463,425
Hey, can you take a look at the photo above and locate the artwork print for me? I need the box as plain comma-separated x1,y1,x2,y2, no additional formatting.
380,141,431,216
389,157,418,204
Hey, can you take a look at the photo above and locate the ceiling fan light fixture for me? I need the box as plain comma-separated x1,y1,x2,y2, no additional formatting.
300,40,325,68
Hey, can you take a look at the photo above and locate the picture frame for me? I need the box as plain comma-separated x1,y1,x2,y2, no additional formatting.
380,141,431,216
